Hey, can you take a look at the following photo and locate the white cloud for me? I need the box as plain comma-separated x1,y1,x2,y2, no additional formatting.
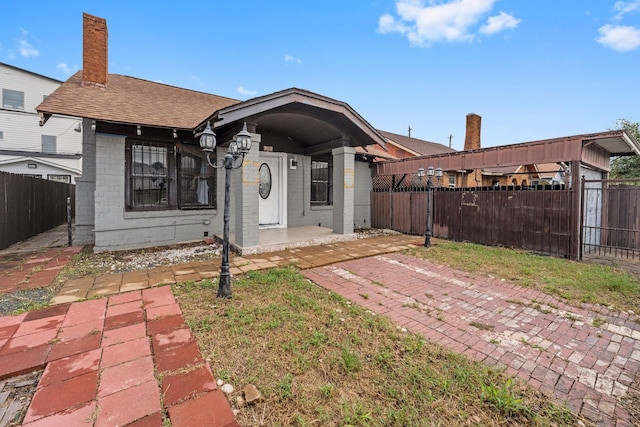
480,11,521,35
56,63,78,76
17,28,39,57
284,54,302,64
237,86,258,96
378,0,519,46
613,0,640,21
597,24,640,51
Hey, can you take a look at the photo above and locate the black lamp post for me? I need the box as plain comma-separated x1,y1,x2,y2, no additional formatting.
417,165,443,248
199,121,252,298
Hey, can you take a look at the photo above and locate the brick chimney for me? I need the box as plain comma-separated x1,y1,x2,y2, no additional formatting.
464,113,481,151
82,13,108,88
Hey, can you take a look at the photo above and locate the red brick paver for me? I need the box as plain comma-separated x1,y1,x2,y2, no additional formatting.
0,247,83,294
302,253,640,426
0,286,234,426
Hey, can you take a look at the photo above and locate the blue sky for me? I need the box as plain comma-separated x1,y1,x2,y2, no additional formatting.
1,0,638,149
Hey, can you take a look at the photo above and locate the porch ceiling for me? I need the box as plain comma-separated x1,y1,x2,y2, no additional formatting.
201,88,387,155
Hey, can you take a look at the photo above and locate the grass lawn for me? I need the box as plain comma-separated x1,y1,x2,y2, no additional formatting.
408,240,640,314
174,267,578,427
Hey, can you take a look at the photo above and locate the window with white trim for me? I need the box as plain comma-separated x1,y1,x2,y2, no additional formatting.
2,89,24,110
48,174,71,183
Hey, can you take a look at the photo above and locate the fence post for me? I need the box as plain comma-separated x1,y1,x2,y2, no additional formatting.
579,176,585,260
67,196,72,246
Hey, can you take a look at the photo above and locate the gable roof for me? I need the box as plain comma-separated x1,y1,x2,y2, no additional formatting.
207,87,387,151
0,156,82,175
37,72,241,130
378,130,455,156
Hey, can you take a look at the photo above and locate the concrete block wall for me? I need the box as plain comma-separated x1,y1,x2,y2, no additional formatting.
74,118,97,245
332,147,355,234
234,133,260,247
354,161,373,229
285,153,371,230
92,135,221,252
286,155,333,228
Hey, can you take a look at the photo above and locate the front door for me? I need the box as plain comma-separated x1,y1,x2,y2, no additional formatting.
258,153,286,227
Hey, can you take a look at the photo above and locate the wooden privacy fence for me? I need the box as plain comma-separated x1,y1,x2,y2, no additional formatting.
0,171,75,250
371,173,573,258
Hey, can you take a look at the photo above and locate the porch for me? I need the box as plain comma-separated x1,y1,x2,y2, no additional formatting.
226,225,370,255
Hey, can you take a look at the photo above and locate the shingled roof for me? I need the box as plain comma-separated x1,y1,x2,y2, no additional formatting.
37,72,241,130
378,130,455,156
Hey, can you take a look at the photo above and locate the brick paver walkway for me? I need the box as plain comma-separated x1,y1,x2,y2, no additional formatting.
0,286,237,427
3,233,639,425
302,253,640,426
51,234,418,303
0,247,82,294
0,234,419,426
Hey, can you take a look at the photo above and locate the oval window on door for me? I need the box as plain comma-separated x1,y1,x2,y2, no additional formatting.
259,163,272,199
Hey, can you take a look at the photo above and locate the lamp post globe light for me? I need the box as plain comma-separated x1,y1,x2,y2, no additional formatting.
417,165,443,248
199,121,252,298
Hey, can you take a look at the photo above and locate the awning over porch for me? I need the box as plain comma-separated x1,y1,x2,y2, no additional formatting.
198,88,387,156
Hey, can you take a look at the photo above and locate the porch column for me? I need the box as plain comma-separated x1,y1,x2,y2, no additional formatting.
233,131,261,248
332,146,356,234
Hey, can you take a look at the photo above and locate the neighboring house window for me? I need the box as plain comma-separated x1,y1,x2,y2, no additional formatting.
311,160,332,206
448,174,455,188
177,145,216,209
2,89,24,110
0,131,4,139
48,174,71,183
41,135,57,153
126,141,172,209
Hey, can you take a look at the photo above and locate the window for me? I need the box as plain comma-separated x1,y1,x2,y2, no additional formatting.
127,141,170,209
177,145,216,209
48,174,71,183
2,89,24,110
448,174,456,188
311,160,332,206
41,135,57,153
125,140,215,211
0,131,4,139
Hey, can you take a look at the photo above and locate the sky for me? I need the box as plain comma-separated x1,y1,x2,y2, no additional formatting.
0,0,638,150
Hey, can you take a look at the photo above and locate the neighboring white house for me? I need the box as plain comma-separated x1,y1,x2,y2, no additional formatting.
0,62,82,183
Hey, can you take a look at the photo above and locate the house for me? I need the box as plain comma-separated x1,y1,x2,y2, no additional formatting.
356,130,454,162
37,13,399,253
0,62,82,183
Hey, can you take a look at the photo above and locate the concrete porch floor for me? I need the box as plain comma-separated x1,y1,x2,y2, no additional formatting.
226,225,372,255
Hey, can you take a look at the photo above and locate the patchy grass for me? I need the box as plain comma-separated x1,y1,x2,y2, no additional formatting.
174,267,577,426
407,241,640,313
